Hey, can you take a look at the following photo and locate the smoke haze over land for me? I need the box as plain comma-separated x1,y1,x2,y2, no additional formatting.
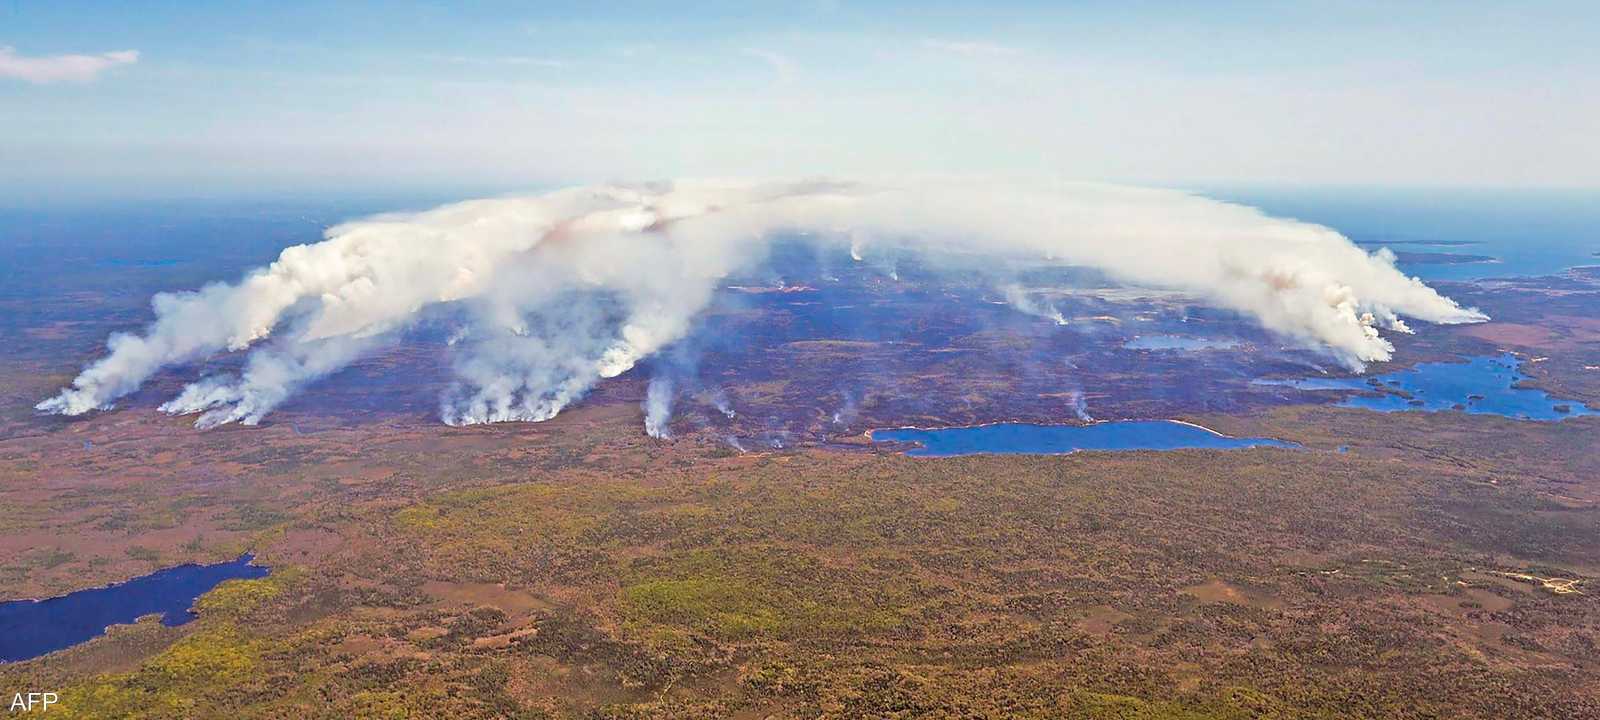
37,178,1487,430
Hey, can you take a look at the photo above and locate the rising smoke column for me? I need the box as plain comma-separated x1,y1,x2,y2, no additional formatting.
38,178,1487,430
643,375,675,439
1001,283,1069,325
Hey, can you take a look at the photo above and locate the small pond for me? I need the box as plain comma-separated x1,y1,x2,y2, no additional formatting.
1124,335,1241,351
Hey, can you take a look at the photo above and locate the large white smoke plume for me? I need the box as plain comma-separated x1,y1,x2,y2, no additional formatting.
38,178,1486,430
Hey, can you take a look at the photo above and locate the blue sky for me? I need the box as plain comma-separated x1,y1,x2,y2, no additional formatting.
2,1,1597,199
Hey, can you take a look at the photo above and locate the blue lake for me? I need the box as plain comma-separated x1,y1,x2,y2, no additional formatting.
0,554,269,663
1261,353,1598,421
871,420,1296,457
1125,335,1241,351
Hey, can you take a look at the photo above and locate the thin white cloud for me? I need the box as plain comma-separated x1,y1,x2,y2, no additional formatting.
741,47,797,81
428,53,569,69
615,43,657,59
921,38,1021,59
0,46,139,84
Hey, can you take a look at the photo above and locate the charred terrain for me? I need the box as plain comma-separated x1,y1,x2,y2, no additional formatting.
2,204,1599,718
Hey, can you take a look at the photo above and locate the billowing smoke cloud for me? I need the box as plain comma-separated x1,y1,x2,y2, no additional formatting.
158,334,378,429
38,178,1486,429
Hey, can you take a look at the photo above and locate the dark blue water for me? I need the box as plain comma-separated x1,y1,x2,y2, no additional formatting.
871,420,1296,457
0,554,268,663
1260,354,1598,421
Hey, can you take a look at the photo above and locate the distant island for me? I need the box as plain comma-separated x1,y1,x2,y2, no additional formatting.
1354,238,1483,247
1391,250,1497,265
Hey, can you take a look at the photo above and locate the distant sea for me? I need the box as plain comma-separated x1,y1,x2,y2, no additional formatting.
1209,187,1600,281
